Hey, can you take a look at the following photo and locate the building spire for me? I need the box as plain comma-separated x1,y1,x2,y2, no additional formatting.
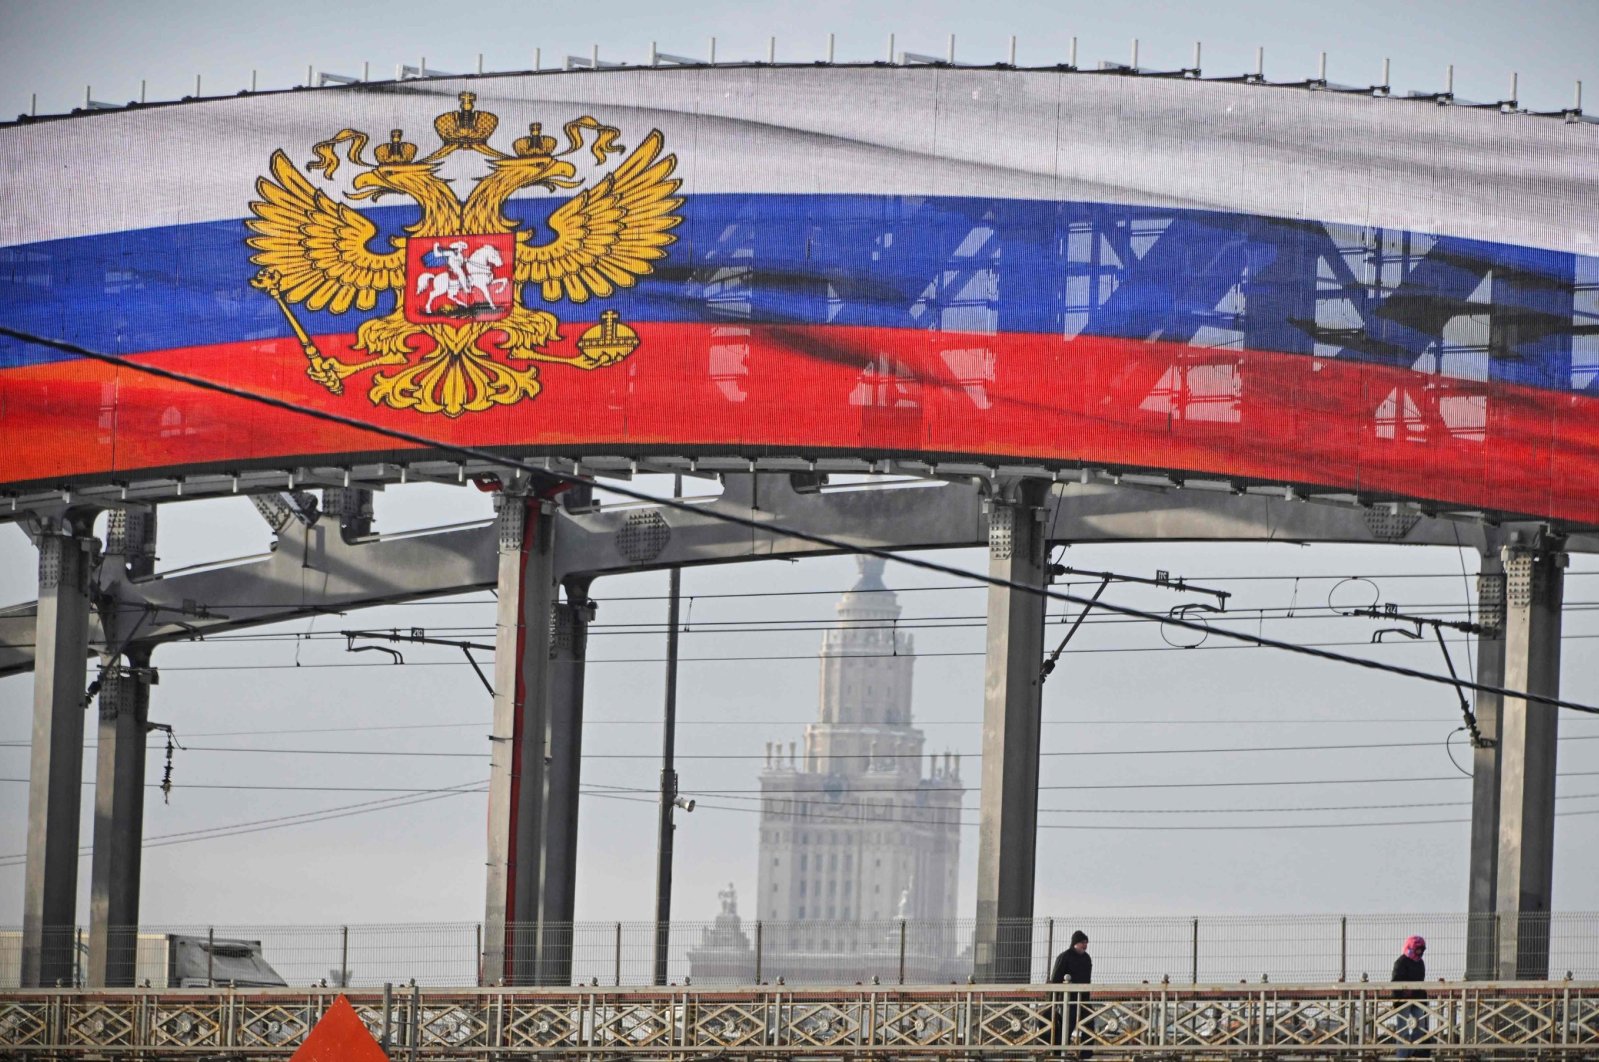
852,554,888,592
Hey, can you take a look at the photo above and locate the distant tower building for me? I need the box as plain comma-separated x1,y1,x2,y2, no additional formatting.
684,884,756,983
758,555,962,926
688,556,964,983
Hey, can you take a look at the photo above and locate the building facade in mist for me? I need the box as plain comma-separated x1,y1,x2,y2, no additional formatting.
689,557,965,983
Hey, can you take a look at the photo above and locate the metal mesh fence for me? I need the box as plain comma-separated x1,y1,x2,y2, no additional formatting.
4,912,1595,988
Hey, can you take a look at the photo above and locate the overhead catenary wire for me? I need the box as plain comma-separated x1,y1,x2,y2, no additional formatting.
85,567,1599,599
16,631,1599,674
3,325,1596,717
75,567,1599,614
7,734,1596,759
49,597,1599,646
0,775,491,865
615,794,1599,831
7,774,1597,817
11,770,1599,799
10,770,1599,796
15,629,1599,685
667,769,1599,795
4,776,1599,869
57,713,1599,740
34,616,1599,652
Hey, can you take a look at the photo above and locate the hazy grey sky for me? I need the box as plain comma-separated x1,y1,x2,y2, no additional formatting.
4,0,1596,116
1,0,1596,948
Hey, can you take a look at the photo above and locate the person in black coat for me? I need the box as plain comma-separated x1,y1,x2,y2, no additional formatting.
1049,930,1093,1055
1392,934,1428,1058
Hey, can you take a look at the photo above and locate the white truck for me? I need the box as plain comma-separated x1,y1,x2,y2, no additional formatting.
1,932,287,988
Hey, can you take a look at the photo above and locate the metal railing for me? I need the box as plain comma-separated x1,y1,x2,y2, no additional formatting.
1,982,1596,1057
4,912,1595,989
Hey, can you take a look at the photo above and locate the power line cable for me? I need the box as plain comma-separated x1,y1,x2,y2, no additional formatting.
10,775,1598,817
0,779,490,866
17,631,1599,674
53,598,1598,647
8,734,1595,759
720,791,1599,817
9,776,1599,870
3,324,1596,717
69,713,1594,740
676,796,1599,831
678,769,1599,795
10,773,1599,797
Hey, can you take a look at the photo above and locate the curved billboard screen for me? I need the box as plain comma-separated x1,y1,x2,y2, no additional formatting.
2,69,1596,521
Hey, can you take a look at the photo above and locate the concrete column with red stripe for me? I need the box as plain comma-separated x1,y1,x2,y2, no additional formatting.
483,485,561,986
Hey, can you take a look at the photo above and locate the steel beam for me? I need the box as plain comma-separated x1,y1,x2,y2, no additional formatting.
535,586,593,985
21,522,97,987
483,492,559,986
5,480,1590,679
1465,551,1506,980
0,517,496,677
973,481,1050,983
1494,541,1565,980
551,476,1535,581
85,648,151,987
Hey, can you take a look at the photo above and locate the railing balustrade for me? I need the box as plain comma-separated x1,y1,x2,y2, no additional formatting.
1,981,1596,1057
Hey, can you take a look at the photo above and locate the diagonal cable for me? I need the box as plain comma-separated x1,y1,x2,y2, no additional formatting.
2,323,1596,716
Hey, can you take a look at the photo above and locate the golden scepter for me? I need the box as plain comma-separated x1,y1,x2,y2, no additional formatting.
249,267,344,395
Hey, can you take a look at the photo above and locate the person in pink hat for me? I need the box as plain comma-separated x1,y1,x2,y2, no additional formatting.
1392,935,1428,1057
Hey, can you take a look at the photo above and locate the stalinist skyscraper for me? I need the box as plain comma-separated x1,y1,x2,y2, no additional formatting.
689,556,965,982
756,555,963,930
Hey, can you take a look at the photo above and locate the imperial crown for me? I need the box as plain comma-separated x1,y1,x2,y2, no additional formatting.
433,92,499,148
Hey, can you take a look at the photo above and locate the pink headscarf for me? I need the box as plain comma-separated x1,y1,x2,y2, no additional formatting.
1403,935,1426,960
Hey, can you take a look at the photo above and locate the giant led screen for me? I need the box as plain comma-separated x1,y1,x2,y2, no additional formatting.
1,69,1596,521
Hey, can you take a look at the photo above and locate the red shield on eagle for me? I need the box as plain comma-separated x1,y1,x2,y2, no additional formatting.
404,233,515,325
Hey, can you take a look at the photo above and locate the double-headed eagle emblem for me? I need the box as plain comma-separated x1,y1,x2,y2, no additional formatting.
247,92,682,417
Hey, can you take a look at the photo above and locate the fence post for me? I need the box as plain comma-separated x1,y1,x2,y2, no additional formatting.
474,924,482,987
1190,917,1199,985
755,921,763,984
380,982,393,1053
898,920,907,985
613,922,622,986
1045,919,1054,982
339,925,349,987
408,982,421,1062
207,927,215,987
1339,916,1347,982
74,927,83,988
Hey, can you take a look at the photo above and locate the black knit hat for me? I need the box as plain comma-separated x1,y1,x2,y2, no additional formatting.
1071,930,1089,945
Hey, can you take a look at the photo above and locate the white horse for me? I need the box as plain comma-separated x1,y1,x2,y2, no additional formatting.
417,269,465,313
458,244,509,309
417,241,510,314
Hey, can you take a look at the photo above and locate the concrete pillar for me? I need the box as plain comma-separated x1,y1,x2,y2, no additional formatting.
1465,553,1505,980
483,492,558,986
21,522,97,987
86,647,152,987
535,584,593,985
973,482,1050,983
1495,541,1564,980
